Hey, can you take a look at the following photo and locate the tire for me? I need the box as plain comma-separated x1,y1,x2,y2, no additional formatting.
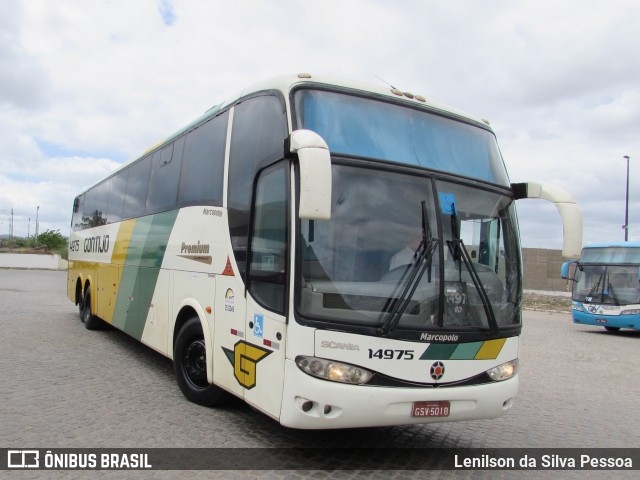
78,296,84,321
604,326,620,332
81,286,102,330
174,317,228,407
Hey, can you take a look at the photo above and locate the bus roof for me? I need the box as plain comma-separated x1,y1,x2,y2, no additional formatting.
81,73,494,196
582,242,640,249
142,73,492,159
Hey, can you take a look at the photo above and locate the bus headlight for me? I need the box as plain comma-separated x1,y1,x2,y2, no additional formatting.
572,303,584,312
295,356,373,385
621,309,640,315
487,359,518,382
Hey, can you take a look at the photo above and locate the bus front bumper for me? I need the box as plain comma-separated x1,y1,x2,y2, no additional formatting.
279,359,518,430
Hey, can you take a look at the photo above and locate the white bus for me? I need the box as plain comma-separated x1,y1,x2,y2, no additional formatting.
68,74,582,429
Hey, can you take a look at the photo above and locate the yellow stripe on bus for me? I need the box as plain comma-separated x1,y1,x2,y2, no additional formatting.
474,338,507,360
95,219,137,323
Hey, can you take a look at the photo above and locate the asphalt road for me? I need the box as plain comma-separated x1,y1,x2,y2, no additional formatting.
1,269,638,479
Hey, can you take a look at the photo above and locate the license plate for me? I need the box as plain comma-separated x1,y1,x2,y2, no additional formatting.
412,401,450,417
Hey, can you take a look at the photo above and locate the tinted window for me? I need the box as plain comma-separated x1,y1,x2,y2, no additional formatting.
82,188,96,229
228,95,287,212
146,137,184,213
228,95,287,280
72,195,84,231
122,155,152,219
108,170,127,224
93,182,110,227
178,111,228,206
248,163,288,314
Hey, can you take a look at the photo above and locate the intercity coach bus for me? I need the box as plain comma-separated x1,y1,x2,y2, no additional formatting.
68,74,582,429
562,242,640,332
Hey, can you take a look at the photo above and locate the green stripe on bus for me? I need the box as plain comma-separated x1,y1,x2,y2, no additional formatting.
113,211,179,340
419,343,457,360
420,340,506,360
449,342,484,359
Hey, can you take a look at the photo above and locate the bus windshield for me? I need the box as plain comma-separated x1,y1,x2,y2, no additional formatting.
294,89,510,186
297,164,522,334
574,264,640,306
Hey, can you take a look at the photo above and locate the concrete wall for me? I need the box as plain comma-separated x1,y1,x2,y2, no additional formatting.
0,253,67,270
522,248,569,292
1,249,569,290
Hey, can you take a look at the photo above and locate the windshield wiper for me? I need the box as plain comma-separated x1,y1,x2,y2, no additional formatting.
605,273,620,305
378,201,438,336
446,204,499,336
585,271,604,301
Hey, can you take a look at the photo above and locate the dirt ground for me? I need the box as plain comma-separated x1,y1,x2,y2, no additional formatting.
522,292,572,313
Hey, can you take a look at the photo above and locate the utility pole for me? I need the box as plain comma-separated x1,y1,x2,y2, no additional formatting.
10,208,13,252
623,155,630,242
35,205,40,247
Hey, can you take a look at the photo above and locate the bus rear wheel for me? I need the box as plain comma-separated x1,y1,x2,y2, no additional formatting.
174,317,228,407
81,286,102,330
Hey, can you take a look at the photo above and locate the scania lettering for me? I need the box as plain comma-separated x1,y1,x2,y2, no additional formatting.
68,74,582,429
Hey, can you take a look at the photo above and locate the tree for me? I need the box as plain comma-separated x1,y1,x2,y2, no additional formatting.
36,229,68,252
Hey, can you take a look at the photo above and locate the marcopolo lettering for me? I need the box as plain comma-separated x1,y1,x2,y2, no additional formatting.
420,333,460,342
84,235,110,254
181,241,210,254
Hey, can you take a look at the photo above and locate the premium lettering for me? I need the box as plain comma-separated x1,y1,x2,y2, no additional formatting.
181,241,210,254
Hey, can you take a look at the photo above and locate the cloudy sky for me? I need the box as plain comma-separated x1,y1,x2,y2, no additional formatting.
1,0,639,250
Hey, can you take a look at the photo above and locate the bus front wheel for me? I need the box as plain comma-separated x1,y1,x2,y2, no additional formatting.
174,317,228,407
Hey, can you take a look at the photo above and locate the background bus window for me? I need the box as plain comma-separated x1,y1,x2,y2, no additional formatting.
177,111,227,207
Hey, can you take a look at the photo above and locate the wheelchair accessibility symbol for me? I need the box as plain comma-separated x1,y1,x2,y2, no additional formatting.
253,314,264,338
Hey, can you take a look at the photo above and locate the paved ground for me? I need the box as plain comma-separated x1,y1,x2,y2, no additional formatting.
1,270,638,479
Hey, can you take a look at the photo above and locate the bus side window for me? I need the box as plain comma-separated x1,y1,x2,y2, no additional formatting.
178,111,227,207
227,95,287,281
247,164,288,314
72,195,84,230
146,138,183,214
122,155,152,219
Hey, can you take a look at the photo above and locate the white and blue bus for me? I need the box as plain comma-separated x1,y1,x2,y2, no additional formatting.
562,242,640,332
68,74,582,429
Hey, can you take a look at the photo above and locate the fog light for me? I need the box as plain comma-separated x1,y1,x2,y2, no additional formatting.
487,359,518,382
295,356,373,385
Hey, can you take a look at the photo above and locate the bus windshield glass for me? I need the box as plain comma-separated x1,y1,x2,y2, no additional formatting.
294,89,510,186
574,264,640,306
297,164,522,333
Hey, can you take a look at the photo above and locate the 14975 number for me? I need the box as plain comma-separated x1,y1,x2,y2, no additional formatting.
368,349,414,360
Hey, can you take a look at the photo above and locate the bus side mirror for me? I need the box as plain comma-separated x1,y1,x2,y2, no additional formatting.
289,129,332,220
561,260,576,280
512,181,583,259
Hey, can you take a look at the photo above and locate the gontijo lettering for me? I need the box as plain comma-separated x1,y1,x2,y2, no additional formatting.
84,235,110,253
